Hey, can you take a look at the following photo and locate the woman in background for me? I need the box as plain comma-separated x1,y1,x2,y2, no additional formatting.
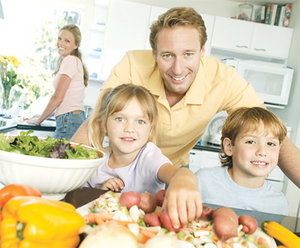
28,24,88,141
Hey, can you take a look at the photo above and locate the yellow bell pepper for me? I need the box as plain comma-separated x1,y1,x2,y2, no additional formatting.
0,196,85,248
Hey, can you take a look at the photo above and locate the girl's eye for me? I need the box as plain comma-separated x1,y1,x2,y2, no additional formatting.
115,117,123,122
138,119,146,125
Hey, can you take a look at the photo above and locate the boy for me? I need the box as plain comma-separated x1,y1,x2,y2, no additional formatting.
196,107,289,215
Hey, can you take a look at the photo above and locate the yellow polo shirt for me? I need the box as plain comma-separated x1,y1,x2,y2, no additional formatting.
102,50,263,167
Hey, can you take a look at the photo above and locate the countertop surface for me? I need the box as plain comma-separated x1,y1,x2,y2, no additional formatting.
0,117,56,132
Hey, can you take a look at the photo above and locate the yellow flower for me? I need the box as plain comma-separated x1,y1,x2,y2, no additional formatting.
0,56,6,64
8,56,21,67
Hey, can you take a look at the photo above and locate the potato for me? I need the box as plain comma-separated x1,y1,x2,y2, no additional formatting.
238,215,258,234
119,191,141,209
155,189,165,207
143,212,161,227
212,207,239,241
138,192,156,213
159,208,180,232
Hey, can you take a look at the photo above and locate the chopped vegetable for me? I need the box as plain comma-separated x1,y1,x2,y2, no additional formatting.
0,130,102,159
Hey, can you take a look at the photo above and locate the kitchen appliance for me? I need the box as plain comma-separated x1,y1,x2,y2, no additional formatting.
222,58,294,107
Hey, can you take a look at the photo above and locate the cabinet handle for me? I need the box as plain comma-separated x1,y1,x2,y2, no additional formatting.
254,48,267,52
190,152,196,155
235,45,248,49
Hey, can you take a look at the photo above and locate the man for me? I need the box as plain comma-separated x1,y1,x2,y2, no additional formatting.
73,7,300,191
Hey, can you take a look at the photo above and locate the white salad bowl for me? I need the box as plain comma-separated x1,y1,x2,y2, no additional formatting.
0,141,105,200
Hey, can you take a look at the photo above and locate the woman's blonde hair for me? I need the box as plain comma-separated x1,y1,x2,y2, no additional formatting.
54,24,88,87
150,7,207,52
89,84,158,151
220,107,287,167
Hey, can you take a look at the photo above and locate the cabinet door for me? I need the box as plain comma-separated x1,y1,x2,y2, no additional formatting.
99,0,151,80
201,14,215,55
189,149,221,173
251,24,293,59
211,16,253,53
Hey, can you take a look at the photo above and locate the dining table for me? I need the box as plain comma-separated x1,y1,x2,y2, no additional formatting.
64,187,300,244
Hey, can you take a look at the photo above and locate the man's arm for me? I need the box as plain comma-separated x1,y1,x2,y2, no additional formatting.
278,137,300,188
71,120,91,146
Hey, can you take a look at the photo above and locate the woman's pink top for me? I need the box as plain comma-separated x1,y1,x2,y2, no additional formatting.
53,55,85,117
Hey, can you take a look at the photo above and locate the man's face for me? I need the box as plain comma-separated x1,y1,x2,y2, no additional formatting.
152,26,204,98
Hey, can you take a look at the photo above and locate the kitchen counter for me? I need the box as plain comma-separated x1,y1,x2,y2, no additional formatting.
0,117,55,137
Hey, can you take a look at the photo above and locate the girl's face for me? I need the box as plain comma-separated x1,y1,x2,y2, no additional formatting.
223,125,280,187
106,98,152,161
57,29,78,58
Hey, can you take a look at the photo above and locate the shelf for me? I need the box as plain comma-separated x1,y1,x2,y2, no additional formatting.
91,23,106,32
228,0,296,4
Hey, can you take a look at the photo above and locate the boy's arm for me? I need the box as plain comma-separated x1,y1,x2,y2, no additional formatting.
278,137,300,188
158,164,202,228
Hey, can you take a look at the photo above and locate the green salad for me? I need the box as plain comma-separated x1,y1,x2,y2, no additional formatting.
0,130,102,159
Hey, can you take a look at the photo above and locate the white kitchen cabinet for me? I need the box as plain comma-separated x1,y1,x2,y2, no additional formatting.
99,0,151,80
211,16,293,60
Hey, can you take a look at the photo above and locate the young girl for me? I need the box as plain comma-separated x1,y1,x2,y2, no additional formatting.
28,24,88,141
196,107,289,215
85,84,202,228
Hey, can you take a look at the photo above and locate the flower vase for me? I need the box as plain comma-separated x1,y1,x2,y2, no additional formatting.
1,85,13,117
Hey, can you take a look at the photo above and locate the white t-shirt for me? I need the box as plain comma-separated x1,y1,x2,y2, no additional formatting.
86,142,171,194
196,166,289,215
53,55,85,116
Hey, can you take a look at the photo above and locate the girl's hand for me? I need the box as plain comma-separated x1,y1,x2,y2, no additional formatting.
100,177,125,192
163,182,202,229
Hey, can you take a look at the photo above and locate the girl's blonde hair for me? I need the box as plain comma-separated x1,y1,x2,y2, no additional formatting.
54,24,88,87
220,107,287,167
89,84,158,151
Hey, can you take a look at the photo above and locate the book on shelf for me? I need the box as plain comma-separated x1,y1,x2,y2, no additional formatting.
282,3,292,27
264,4,272,24
278,6,286,26
274,5,282,26
270,3,278,25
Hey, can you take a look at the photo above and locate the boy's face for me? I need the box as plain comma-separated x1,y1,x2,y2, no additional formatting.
223,125,281,184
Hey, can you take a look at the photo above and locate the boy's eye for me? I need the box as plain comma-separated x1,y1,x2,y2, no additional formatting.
267,142,277,147
245,140,255,144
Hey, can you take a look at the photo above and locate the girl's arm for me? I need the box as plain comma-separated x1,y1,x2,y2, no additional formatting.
158,164,202,229
28,74,71,125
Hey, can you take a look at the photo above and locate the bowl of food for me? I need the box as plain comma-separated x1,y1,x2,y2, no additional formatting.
0,130,105,200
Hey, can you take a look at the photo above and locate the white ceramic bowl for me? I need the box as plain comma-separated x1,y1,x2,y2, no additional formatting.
0,143,106,200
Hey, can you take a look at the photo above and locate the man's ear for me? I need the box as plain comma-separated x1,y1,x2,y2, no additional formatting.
200,45,205,57
152,50,157,62
223,137,233,156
